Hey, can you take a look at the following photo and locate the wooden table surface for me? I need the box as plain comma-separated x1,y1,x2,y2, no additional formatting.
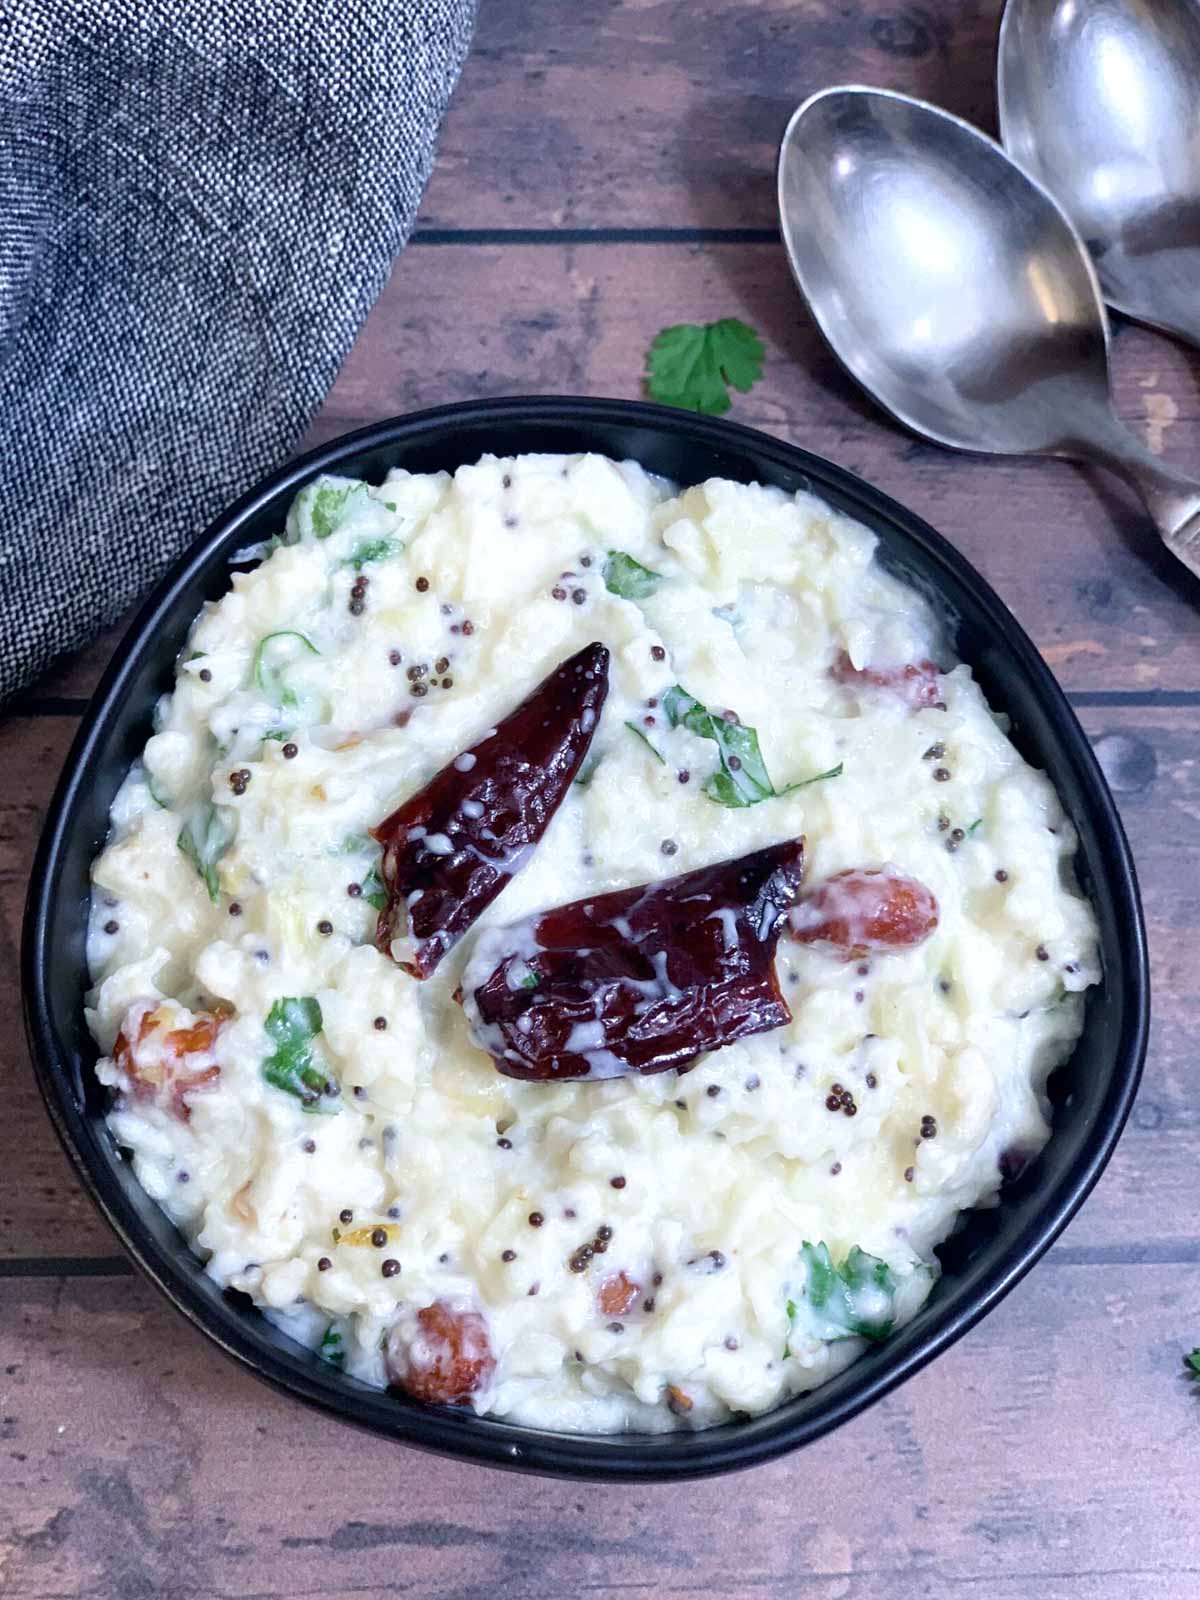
5,3,1200,1595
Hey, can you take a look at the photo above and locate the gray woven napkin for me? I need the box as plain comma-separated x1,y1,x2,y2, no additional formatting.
0,0,475,704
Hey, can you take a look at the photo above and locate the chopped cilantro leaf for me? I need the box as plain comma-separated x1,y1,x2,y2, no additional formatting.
312,483,369,539
262,997,337,1111
342,536,403,571
784,1298,798,1358
319,1321,346,1369
283,477,373,544
792,1241,899,1343
574,753,601,789
361,866,389,912
778,763,844,795
604,551,663,600
663,685,841,806
646,319,765,415
253,630,319,709
177,801,233,903
664,685,773,804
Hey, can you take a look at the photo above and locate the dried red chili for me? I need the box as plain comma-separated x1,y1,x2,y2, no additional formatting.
372,642,609,977
462,840,805,1081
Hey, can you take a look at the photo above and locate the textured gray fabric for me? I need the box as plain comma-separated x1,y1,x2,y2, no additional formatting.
0,0,475,703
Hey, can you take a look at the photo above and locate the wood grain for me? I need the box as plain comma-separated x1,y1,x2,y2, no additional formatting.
3,705,1195,1264
418,0,1008,232
3,1266,1199,1598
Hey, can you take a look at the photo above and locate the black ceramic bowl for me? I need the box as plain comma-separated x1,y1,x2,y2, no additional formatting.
23,397,1148,1480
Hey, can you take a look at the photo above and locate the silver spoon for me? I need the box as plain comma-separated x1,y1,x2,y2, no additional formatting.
777,86,1200,579
999,0,1200,348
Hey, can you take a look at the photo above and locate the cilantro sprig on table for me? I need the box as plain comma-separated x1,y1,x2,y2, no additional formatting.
645,319,765,415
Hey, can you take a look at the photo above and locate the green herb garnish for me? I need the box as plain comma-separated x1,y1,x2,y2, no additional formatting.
1186,1350,1200,1382
574,753,601,789
253,630,320,709
262,997,337,1111
342,537,403,572
286,480,372,542
625,721,666,764
646,318,765,416
319,1320,346,1370
967,818,984,838
782,763,844,792
361,866,389,913
664,686,772,805
792,1241,899,1344
784,1298,798,1358
313,484,367,538
177,801,234,903
663,685,839,807
604,551,663,600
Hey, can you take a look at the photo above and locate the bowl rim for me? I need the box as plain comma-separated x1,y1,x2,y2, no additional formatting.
21,395,1149,1480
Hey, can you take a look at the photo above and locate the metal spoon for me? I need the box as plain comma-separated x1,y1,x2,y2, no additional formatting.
999,0,1200,347
777,86,1200,579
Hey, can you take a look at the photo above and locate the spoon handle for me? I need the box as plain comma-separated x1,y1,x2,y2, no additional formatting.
1079,422,1200,581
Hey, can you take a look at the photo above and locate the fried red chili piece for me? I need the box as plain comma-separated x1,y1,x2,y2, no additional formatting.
830,651,945,710
372,642,610,978
788,866,939,959
384,1302,496,1406
462,840,805,1082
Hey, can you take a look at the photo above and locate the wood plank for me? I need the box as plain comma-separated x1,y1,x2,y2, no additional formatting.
3,703,1196,1264
311,242,1200,695
3,1264,1198,1598
418,0,1010,231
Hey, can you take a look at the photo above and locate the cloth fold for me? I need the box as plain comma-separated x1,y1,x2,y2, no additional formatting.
0,0,476,703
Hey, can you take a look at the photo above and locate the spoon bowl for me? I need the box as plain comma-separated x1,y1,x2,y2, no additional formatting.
778,85,1200,580
778,86,1112,458
999,0,1200,348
